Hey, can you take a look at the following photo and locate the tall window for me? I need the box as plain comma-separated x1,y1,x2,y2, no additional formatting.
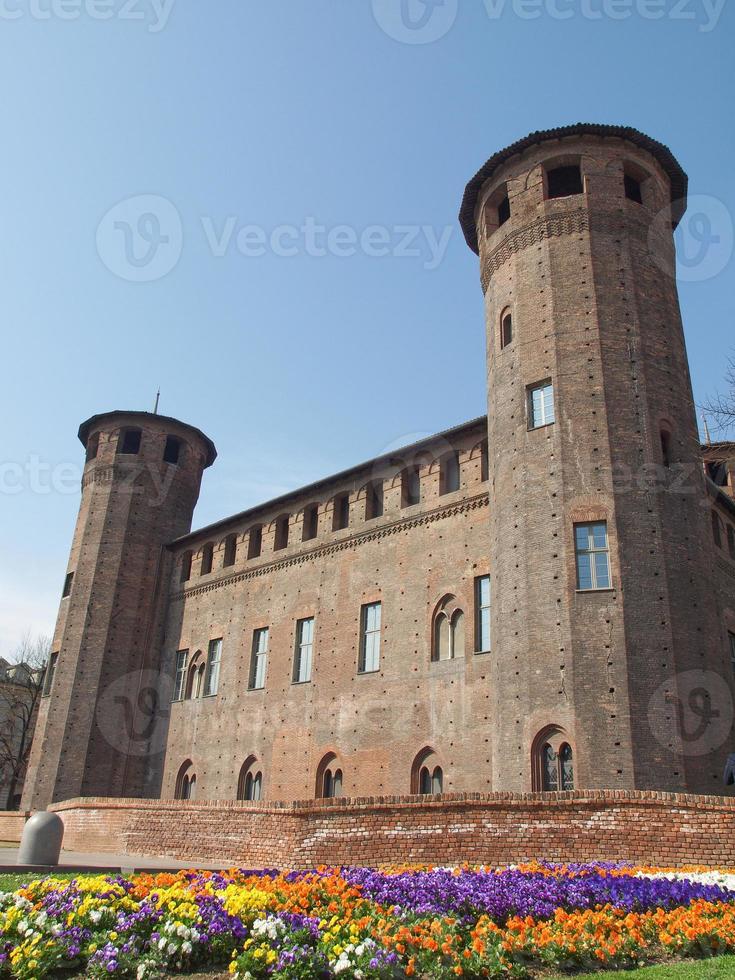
303,504,319,542
359,602,381,673
201,543,214,575
117,428,142,455
401,467,421,507
574,522,611,590
528,381,555,429
712,511,723,549
163,436,181,465
729,632,735,677
180,551,192,583
249,628,268,690
480,439,489,482
223,534,237,567
533,729,575,792
175,761,196,800
172,649,188,702
85,432,100,462
475,575,491,653
547,164,583,199
660,429,672,468
500,309,513,348
497,194,510,226
204,638,222,697
365,480,384,520
248,526,263,559
62,571,74,598
274,515,289,550
333,493,350,531
624,173,643,204
238,760,263,801
432,596,464,662
42,653,58,697
412,748,444,794
439,451,460,495
294,617,314,683
323,768,343,798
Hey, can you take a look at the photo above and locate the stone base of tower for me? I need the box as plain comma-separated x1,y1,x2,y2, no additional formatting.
49,791,735,868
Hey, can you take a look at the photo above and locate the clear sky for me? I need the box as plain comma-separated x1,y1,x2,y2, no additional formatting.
1,0,733,656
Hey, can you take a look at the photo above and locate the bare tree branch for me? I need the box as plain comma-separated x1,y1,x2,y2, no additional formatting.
0,633,49,810
702,353,735,437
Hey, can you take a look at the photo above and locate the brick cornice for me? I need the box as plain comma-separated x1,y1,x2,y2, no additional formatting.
171,492,490,601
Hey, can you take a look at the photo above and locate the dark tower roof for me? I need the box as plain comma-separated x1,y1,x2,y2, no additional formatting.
78,410,217,467
459,123,689,254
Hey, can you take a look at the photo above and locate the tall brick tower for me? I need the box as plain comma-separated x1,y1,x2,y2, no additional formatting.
460,124,735,795
23,411,216,810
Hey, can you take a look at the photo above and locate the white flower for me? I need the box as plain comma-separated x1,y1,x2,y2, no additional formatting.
34,911,47,927
158,937,168,950
90,910,102,924
176,924,188,938
181,941,192,955
167,943,177,956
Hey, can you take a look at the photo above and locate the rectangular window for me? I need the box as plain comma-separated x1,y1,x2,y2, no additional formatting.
359,602,381,674
729,632,735,676
62,571,74,598
333,493,350,531
274,515,289,550
475,576,491,653
303,504,319,542
204,638,222,696
249,628,269,690
528,381,555,429
575,522,612,591
172,649,188,701
293,617,314,683
201,543,214,575
180,552,192,583
402,467,421,507
440,451,460,495
223,534,237,567
42,652,58,697
248,526,263,559
117,428,142,455
163,436,181,465
366,480,384,520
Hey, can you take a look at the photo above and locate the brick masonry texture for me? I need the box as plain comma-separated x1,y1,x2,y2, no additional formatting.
50,791,735,869
21,126,735,828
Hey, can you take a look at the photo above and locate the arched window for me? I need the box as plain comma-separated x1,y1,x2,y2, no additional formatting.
500,308,513,349
175,760,195,800
185,653,204,699
546,162,583,199
660,428,672,468
411,747,445,795
316,753,344,798
532,727,574,792
237,758,263,801
431,596,465,662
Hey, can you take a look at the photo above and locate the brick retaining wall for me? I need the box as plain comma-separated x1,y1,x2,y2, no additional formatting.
49,791,735,868
0,811,29,844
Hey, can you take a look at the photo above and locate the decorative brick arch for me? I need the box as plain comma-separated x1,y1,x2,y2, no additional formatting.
411,746,444,795
316,751,344,799
175,759,196,800
531,726,574,793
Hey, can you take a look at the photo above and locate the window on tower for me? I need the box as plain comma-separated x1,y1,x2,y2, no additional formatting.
293,617,315,683
200,542,214,575
223,533,237,567
401,466,421,507
359,602,381,674
180,551,192,583
365,480,384,520
624,173,643,204
62,572,74,598
42,652,58,697
85,432,100,462
475,575,491,653
203,638,222,697
163,436,182,465
248,526,263,559
574,522,612,590
302,504,319,542
497,194,511,226
439,450,460,495
500,309,513,349
274,515,289,551
249,628,269,690
546,164,583,199
332,492,350,531
528,380,555,429
117,428,142,455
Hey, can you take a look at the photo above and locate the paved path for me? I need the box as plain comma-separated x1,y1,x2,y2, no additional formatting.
0,846,225,872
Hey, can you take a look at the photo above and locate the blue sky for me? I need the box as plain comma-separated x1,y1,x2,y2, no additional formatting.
1,0,733,655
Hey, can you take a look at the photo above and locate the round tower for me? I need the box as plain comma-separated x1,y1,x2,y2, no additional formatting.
22,411,216,810
460,124,734,795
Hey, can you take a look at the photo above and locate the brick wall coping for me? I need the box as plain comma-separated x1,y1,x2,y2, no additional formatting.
49,789,735,816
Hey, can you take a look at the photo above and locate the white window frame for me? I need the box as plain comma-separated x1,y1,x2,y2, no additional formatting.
250,628,269,690
574,522,612,591
359,602,381,674
475,576,491,653
528,380,555,429
294,617,314,683
172,649,188,701
203,638,222,697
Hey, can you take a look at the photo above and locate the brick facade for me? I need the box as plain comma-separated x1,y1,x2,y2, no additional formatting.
50,791,735,868
21,125,735,823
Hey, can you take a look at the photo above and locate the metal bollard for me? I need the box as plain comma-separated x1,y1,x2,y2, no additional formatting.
17,811,64,867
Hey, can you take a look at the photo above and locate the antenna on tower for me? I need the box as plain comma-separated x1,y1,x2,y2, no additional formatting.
153,389,160,415
701,410,712,445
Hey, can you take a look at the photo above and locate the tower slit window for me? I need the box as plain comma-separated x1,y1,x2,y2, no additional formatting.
497,194,510,226
475,575,491,653
42,653,58,697
500,309,513,349
439,450,460,495
401,466,421,507
248,526,263,559
302,504,319,542
274,515,290,551
730,632,735,677
333,493,350,531
62,572,74,599
201,543,214,575
223,533,237,567
365,480,384,520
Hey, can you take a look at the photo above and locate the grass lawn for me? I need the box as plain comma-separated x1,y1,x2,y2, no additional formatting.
0,871,78,892
549,956,735,978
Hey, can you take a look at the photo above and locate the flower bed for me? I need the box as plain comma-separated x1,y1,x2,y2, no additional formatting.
0,863,734,978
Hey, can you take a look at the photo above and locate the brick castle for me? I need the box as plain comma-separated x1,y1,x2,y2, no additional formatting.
22,124,735,817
